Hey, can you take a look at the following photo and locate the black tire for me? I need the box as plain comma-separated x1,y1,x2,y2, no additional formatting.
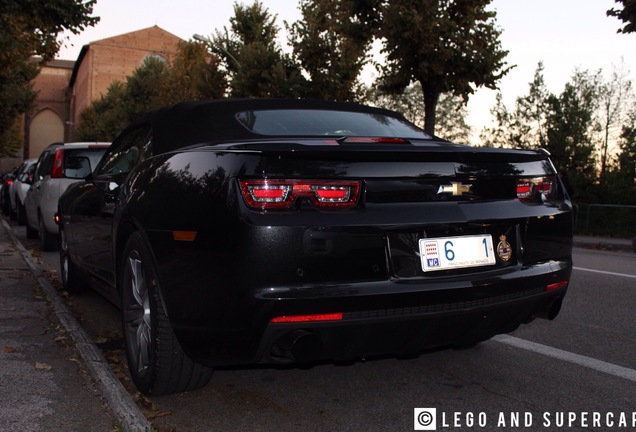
58,222,86,293
9,200,17,221
26,220,39,239
38,215,57,251
16,201,26,226
120,231,213,395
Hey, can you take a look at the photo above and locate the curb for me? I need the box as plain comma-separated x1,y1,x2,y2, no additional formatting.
573,240,634,254
1,219,152,432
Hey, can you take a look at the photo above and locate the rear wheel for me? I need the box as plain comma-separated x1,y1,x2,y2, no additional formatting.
120,232,213,395
25,217,38,239
38,214,57,251
16,201,26,226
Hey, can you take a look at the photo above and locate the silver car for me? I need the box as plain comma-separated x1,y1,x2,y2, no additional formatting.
9,158,37,225
25,142,110,250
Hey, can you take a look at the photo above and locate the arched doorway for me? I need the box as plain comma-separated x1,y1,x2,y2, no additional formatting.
29,108,64,158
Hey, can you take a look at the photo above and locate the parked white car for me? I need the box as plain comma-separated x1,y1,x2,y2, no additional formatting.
9,158,37,225
25,142,110,250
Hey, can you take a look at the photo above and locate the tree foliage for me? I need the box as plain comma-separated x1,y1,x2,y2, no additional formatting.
369,83,471,143
377,0,512,134
480,63,549,149
544,70,600,196
211,1,306,98
607,0,636,34
287,0,380,101
0,0,98,152
597,62,635,180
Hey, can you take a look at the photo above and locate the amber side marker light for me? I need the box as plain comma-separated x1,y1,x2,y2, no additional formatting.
546,280,568,291
173,231,197,242
270,313,344,323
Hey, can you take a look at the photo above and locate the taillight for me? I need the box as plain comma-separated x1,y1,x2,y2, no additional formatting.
270,313,344,323
51,149,64,178
239,179,361,210
516,177,555,203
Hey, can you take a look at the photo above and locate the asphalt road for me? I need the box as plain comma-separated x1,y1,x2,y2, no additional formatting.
8,217,636,432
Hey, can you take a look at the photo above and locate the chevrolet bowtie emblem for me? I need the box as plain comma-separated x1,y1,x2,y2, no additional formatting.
437,182,472,196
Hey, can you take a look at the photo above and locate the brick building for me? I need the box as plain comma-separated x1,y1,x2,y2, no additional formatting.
8,26,182,170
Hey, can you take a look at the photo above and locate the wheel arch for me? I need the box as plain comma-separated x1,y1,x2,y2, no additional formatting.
115,217,170,319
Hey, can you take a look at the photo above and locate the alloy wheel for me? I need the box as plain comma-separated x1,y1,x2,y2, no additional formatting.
122,251,152,378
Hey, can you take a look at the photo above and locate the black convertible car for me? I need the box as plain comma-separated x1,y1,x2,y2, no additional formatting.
57,99,572,395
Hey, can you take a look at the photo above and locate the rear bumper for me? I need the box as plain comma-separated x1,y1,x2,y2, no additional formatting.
258,287,564,364
172,259,570,367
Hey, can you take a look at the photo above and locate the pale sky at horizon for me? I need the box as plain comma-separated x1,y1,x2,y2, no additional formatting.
57,0,636,141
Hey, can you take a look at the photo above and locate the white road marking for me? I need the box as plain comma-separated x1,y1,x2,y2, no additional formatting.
573,266,636,279
493,335,636,382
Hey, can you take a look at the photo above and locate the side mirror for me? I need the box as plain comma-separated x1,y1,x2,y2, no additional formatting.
64,156,92,179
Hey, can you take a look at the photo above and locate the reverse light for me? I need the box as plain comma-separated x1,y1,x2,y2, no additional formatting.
517,177,555,203
239,179,361,210
270,313,344,323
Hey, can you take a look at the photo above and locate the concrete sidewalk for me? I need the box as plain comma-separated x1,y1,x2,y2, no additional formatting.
0,219,151,432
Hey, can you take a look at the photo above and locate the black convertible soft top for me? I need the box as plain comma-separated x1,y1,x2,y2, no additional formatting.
124,98,421,155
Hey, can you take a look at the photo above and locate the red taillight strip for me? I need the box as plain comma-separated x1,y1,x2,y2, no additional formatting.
51,149,64,178
343,137,409,144
270,313,344,323
239,179,361,210
546,280,568,291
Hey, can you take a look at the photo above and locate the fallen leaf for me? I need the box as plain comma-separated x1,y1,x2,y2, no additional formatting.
4,346,16,353
146,410,173,420
35,362,52,371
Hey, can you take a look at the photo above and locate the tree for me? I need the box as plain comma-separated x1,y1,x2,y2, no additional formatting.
164,41,227,104
544,69,600,199
0,117,23,157
615,110,636,194
603,109,636,205
607,0,636,34
0,0,98,151
287,0,380,101
378,0,512,134
74,81,128,141
596,62,635,181
370,83,472,142
480,92,512,148
480,63,549,149
123,56,172,123
211,1,306,98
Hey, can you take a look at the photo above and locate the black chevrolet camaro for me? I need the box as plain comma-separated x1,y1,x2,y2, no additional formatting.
57,98,572,395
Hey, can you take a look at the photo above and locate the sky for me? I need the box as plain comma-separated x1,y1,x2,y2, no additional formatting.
57,0,636,140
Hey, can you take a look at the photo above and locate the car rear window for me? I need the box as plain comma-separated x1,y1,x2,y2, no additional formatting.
235,109,431,139
65,148,108,177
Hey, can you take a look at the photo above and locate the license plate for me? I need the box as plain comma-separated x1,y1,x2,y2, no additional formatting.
419,235,496,272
